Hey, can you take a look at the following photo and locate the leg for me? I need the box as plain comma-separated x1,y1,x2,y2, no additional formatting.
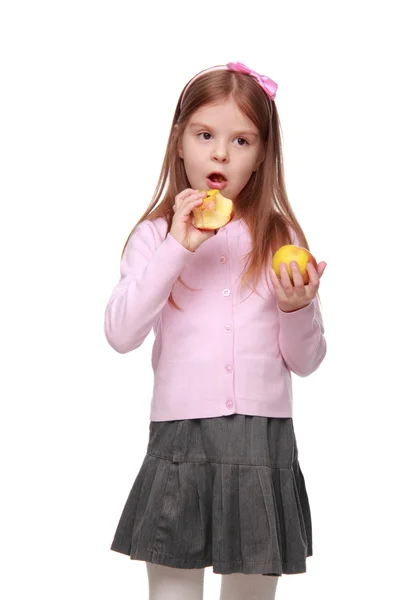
219,573,279,600
146,562,205,600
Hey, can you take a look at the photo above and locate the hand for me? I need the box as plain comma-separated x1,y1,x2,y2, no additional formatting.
170,188,218,252
270,260,327,313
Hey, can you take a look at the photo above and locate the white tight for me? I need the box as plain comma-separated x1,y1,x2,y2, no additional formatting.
146,563,279,600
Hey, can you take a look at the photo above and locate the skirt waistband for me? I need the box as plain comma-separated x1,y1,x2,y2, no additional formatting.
147,415,298,469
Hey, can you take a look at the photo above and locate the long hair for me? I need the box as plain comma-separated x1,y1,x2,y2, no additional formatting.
122,69,312,310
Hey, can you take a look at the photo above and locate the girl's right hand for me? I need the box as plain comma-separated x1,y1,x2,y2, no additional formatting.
169,188,218,253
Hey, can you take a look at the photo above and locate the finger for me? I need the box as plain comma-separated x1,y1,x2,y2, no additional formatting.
180,189,206,203
174,188,199,211
175,191,203,211
290,261,306,293
269,268,284,296
179,191,206,211
306,263,320,293
279,262,294,293
175,188,196,203
317,261,327,278
177,196,204,219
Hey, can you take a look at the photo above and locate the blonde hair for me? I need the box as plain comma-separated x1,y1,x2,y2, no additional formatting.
122,68,312,310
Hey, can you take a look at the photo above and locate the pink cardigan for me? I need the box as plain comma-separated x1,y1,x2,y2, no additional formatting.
104,217,326,421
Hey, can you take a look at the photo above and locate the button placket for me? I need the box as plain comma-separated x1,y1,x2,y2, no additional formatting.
219,233,234,412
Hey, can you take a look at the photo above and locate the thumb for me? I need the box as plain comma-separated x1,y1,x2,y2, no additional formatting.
317,261,327,277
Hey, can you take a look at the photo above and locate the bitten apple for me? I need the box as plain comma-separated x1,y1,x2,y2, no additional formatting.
192,189,234,230
272,244,318,285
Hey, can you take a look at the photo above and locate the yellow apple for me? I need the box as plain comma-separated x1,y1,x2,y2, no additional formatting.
272,244,318,285
192,189,234,230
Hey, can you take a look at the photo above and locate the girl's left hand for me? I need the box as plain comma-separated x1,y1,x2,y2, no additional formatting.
270,261,327,313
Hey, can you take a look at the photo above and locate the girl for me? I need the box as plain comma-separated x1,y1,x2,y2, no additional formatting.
105,62,327,600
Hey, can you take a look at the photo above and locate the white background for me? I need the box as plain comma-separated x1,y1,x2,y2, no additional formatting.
1,1,399,598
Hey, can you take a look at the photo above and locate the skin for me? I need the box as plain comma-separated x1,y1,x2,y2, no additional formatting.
178,96,264,218
270,261,327,312
173,97,327,305
170,96,264,252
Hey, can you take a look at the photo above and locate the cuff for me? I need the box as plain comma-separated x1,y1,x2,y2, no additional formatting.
278,300,316,331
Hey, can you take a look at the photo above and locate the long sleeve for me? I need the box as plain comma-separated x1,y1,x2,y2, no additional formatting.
276,227,327,377
278,298,326,377
104,221,194,354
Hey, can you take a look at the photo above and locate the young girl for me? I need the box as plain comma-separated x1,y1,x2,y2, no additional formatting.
105,61,327,600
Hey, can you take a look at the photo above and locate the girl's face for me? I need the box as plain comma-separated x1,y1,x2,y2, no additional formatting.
178,97,263,206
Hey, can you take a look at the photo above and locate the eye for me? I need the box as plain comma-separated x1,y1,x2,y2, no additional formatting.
234,137,249,146
198,132,213,140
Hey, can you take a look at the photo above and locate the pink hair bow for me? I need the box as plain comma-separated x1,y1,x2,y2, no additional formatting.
227,62,278,100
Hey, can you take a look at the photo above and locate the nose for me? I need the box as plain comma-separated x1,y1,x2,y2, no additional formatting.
211,140,229,163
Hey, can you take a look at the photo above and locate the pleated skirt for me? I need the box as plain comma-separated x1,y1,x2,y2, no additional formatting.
110,414,312,576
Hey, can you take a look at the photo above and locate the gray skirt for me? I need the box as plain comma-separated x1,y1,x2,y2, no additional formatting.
110,415,312,576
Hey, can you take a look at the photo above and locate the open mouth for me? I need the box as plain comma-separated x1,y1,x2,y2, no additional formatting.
206,172,228,190
208,172,226,183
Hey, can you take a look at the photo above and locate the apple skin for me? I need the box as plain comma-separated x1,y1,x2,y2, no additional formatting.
192,189,234,230
272,244,318,285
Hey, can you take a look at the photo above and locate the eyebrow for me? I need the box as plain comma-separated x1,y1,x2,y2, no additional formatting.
188,122,259,138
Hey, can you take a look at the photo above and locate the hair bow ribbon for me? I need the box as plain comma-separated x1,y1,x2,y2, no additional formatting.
227,62,278,100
